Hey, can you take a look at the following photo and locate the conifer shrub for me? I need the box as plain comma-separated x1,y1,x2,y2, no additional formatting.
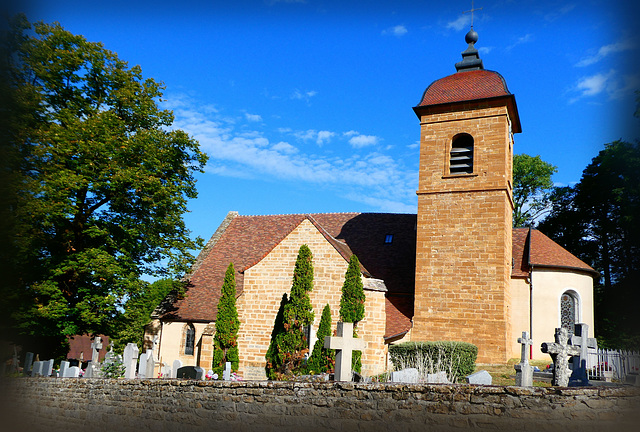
388,341,478,382
212,263,240,376
305,303,335,374
265,294,288,380
339,254,365,372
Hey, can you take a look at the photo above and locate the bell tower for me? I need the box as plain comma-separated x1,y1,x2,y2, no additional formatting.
411,28,522,363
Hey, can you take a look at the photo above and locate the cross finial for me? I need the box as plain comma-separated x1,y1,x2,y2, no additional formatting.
463,0,482,28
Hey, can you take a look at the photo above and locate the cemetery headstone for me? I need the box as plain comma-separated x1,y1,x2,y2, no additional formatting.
569,323,597,386
123,343,139,379
30,361,41,376
466,370,492,385
145,350,155,378
514,331,534,387
324,321,366,382
65,366,80,378
176,366,205,380
425,371,451,384
23,352,34,376
44,359,54,377
541,327,580,387
59,360,70,378
90,336,103,364
162,363,171,378
223,362,231,381
171,359,182,379
391,368,420,383
138,352,149,378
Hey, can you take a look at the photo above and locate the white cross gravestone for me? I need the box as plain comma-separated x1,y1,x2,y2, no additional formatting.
324,322,365,382
171,359,182,379
569,323,597,386
514,331,534,387
123,343,139,379
541,327,580,387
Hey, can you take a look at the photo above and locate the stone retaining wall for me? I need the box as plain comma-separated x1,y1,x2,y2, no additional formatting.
1,378,639,431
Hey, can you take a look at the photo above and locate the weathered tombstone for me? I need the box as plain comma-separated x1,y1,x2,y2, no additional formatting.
162,363,171,378
90,336,103,364
59,360,70,378
176,366,205,380
138,352,149,378
223,362,231,381
23,352,34,376
324,322,366,382
569,323,597,386
425,371,451,384
65,366,80,378
391,368,420,383
44,359,55,377
171,359,182,379
541,327,580,387
466,370,492,385
514,331,534,387
145,350,155,378
123,343,139,379
31,361,43,376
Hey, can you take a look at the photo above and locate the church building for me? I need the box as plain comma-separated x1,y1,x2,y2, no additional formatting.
147,29,596,379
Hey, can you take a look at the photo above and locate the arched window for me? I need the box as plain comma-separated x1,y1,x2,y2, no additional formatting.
184,323,195,356
450,133,474,175
560,291,579,336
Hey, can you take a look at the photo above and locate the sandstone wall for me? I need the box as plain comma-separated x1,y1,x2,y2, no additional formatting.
1,378,639,432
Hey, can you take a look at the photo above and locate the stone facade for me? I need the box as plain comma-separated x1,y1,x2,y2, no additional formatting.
413,103,515,364
3,378,639,432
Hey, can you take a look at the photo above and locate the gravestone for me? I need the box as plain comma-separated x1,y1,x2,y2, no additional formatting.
90,336,103,364
23,352,34,376
569,323,597,386
425,371,451,384
123,343,139,379
466,370,492,385
9,347,19,374
171,359,182,379
31,361,43,377
138,352,149,378
541,327,580,387
223,362,231,381
176,366,205,380
514,331,534,387
324,322,365,382
44,359,54,377
162,363,171,378
391,368,419,383
65,366,80,378
59,360,70,378
145,349,155,378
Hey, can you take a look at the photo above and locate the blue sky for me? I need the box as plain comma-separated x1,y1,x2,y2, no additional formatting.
13,0,640,245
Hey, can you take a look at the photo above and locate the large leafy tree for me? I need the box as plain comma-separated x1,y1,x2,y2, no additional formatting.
212,263,240,375
265,244,315,378
0,16,207,356
512,154,557,227
339,254,365,373
539,140,640,348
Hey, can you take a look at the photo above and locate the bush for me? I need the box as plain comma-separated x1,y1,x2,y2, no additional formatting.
388,341,477,382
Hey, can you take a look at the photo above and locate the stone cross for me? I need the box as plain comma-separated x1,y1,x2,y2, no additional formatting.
541,327,580,387
569,323,597,386
324,322,365,382
90,336,103,364
515,331,534,387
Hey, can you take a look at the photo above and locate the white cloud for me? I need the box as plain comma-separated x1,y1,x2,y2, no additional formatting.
569,69,639,102
292,129,335,145
382,25,408,37
316,130,335,145
446,15,470,32
349,134,380,148
506,34,533,51
576,70,614,97
576,38,638,67
245,113,263,122
291,89,318,100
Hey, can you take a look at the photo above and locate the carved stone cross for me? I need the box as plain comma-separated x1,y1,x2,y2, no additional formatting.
90,336,103,364
518,331,532,364
515,331,534,387
569,323,597,386
541,327,580,387
325,322,365,382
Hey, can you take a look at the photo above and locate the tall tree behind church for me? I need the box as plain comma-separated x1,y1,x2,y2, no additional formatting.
339,254,365,373
512,154,557,227
265,245,315,378
212,263,240,375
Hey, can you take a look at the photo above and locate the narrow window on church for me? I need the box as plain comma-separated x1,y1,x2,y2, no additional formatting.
184,324,195,355
385,234,393,244
560,292,578,336
450,133,474,174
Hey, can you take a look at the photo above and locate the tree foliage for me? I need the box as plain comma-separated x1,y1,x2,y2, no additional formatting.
305,303,335,374
539,140,640,348
339,254,365,373
512,154,557,227
212,263,240,375
264,244,315,378
0,15,207,356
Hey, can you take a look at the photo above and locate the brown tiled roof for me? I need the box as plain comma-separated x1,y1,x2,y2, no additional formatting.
416,69,510,107
511,228,597,277
161,212,417,323
385,295,413,340
67,335,110,361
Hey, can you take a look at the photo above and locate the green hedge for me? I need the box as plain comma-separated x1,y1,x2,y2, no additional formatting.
388,341,478,382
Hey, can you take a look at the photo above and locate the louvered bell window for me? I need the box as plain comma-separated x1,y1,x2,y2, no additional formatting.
450,133,474,175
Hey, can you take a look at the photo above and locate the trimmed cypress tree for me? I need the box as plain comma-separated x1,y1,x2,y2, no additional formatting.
212,263,240,376
265,244,315,378
339,254,365,373
306,303,335,374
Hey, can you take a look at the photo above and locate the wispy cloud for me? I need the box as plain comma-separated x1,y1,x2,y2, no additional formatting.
576,38,638,67
569,69,639,103
164,94,417,212
291,89,318,100
544,4,576,22
245,113,263,122
446,15,471,32
506,34,533,51
382,25,408,37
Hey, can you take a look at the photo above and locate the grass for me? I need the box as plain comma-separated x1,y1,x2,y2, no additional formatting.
480,358,551,387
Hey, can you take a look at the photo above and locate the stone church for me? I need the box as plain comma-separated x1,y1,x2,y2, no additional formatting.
147,29,596,379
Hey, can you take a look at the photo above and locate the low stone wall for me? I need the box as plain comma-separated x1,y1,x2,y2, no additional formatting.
1,378,639,431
